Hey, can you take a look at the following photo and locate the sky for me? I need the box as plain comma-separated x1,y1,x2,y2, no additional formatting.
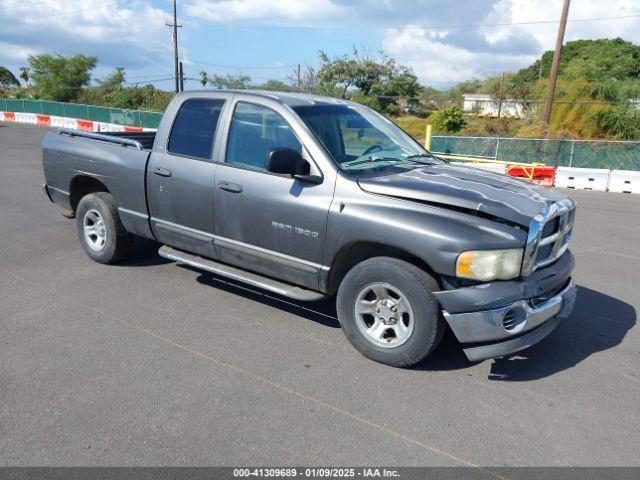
1,0,639,90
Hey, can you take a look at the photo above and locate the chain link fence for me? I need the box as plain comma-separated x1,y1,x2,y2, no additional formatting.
0,99,163,129
431,135,640,171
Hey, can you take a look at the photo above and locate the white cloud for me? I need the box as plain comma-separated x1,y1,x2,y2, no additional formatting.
2,0,639,88
0,0,173,81
382,25,538,85
184,0,345,22
382,0,640,86
488,0,640,48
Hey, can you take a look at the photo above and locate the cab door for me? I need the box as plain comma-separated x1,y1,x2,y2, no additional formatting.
147,97,227,257
213,100,334,289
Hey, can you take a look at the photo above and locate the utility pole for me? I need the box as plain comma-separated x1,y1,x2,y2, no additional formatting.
166,0,182,93
179,61,185,92
296,64,301,91
497,72,505,119
542,0,571,128
538,60,543,80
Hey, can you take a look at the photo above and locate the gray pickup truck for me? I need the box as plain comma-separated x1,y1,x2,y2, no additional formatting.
42,90,577,367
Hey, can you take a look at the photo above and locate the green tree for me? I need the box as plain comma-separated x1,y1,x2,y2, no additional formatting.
199,70,208,87
209,73,251,89
259,79,294,92
98,67,125,88
19,67,30,85
28,53,96,102
446,79,483,102
317,50,360,98
430,105,468,134
76,67,126,107
317,48,421,114
0,66,20,88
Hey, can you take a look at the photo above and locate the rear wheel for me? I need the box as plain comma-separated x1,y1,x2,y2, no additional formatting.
337,257,444,367
76,192,132,264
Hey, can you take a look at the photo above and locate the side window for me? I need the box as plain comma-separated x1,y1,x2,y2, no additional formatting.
226,102,301,171
168,98,225,160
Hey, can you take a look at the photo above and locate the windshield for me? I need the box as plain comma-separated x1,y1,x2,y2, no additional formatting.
293,104,442,172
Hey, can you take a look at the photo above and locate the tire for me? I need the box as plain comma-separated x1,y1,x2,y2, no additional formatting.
75,192,132,264
336,257,445,367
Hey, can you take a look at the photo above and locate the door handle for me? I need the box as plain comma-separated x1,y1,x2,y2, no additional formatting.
218,181,243,193
153,167,172,177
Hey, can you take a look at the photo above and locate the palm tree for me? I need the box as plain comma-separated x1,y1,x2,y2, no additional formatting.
199,70,208,88
19,67,29,85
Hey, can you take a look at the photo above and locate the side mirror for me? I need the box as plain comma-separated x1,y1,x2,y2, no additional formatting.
266,148,309,176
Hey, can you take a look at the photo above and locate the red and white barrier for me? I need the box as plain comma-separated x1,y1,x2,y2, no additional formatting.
1,110,153,134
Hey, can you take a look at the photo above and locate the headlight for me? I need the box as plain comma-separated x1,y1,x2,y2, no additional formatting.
456,248,523,281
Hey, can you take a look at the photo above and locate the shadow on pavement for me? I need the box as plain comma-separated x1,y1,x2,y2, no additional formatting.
152,263,636,378
118,238,172,267
487,285,636,381
192,270,341,329
411,330,477,371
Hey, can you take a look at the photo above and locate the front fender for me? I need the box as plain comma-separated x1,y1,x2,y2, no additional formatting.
324,185,526,277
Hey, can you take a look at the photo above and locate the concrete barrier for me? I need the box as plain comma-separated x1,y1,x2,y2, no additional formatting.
555,167,609,191
15,112,37,124
608,170,640,194
1,110,150,134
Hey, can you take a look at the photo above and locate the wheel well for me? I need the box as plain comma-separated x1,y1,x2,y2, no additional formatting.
327,242,440,295
69,176,109,211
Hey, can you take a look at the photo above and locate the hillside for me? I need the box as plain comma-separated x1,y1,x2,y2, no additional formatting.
454,38,640,139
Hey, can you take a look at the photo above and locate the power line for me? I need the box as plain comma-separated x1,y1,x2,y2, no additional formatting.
190,59,297,70
201,13,640,31
124,73,175,80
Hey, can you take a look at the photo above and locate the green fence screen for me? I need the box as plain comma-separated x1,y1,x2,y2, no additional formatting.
0,99,162,129
3,100,639,170
431,135,640,171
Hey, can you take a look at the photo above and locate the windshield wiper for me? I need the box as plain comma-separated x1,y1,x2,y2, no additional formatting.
403,153,440,165
341,156,405,168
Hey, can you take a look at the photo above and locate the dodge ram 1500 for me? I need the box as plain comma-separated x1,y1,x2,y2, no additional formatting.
42,91,577,367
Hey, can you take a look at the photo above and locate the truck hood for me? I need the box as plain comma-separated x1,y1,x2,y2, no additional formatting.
357,163,569,227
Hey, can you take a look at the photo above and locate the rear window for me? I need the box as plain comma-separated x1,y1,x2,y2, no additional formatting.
168,98,225,160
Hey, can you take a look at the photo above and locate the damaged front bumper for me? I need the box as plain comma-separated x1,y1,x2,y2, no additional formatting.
434,251,576,362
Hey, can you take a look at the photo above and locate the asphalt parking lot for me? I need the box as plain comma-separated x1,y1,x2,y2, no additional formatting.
1,121,639,467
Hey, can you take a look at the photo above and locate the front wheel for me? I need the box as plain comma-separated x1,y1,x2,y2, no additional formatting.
336,257,445,367
76,192,132,264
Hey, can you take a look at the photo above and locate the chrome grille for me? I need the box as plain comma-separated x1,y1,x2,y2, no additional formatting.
522,199,576,275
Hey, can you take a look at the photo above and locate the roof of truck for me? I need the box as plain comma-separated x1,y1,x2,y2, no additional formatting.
184,89,355,108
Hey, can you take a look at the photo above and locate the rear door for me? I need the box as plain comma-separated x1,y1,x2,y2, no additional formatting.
147,96,227,257
213,100,334,290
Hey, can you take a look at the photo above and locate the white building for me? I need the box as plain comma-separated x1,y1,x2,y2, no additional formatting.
462,93,526,118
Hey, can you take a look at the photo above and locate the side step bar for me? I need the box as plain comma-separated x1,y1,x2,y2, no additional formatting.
158,245,326,302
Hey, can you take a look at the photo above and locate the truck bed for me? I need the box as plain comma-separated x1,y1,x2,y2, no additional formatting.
56,129,157,151
42,128,155,239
